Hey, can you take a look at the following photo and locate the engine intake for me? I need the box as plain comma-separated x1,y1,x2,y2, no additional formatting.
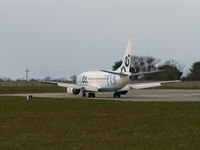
67,88,80,95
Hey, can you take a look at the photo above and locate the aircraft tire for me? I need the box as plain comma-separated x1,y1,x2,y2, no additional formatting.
92,93,95,98
82,92,86,97
113,93,117,98
88,93,91,98
117,93,121,98
114,92,121,98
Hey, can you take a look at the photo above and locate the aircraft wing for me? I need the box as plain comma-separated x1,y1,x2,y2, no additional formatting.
40,81,98,92
131,70,164,77
119,80,181,91
100,70,164,78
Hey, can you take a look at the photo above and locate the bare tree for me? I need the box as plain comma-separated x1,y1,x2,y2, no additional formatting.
70,75,77,83
150,60,184,80
131,56,161,73
44,76,52,81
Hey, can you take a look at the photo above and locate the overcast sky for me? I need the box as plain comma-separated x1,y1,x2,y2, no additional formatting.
0,0,200,80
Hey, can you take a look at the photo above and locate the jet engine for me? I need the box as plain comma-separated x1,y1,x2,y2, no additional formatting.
67,88,80,95
119,90,128,95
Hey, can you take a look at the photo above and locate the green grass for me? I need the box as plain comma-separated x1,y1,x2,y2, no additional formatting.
0,97,200,150
0,86,65,94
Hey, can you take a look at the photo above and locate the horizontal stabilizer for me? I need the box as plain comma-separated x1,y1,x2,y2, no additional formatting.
131,70,164,77
100,70,129,76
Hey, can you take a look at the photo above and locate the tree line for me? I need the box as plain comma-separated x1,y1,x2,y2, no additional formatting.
1,56,200,81
113,56,200,81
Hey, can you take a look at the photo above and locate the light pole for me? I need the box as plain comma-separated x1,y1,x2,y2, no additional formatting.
25,69,29,81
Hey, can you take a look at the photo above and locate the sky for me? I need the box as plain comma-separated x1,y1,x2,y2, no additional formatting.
0,0,200,80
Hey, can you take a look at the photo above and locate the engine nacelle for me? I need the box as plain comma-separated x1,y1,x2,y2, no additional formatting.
67,88,80,95
119,90,128,95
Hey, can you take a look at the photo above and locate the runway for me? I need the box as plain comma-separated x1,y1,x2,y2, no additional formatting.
1,89,200,101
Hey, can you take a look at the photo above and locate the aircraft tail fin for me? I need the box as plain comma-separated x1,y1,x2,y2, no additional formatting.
116,39,132,73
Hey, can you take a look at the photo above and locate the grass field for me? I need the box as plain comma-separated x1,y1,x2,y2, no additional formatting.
0,97,200,150
0,86,65,94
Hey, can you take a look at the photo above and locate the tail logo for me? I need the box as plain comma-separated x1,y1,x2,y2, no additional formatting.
125,54,131,67
121,54,131,73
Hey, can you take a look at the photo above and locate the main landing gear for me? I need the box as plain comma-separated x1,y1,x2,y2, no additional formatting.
82,92,87,97
82,92,96,98
113,92,121,98
88,93,96,98
113,91,128,98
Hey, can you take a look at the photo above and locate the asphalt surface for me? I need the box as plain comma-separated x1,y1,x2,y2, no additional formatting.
1,89,200,101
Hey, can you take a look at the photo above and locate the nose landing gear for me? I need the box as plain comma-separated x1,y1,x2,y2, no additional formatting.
82,92,87,97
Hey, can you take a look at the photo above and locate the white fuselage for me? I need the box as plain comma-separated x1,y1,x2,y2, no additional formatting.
76,71,130,92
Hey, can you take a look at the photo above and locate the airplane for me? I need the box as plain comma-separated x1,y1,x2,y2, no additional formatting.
41,40,180,98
